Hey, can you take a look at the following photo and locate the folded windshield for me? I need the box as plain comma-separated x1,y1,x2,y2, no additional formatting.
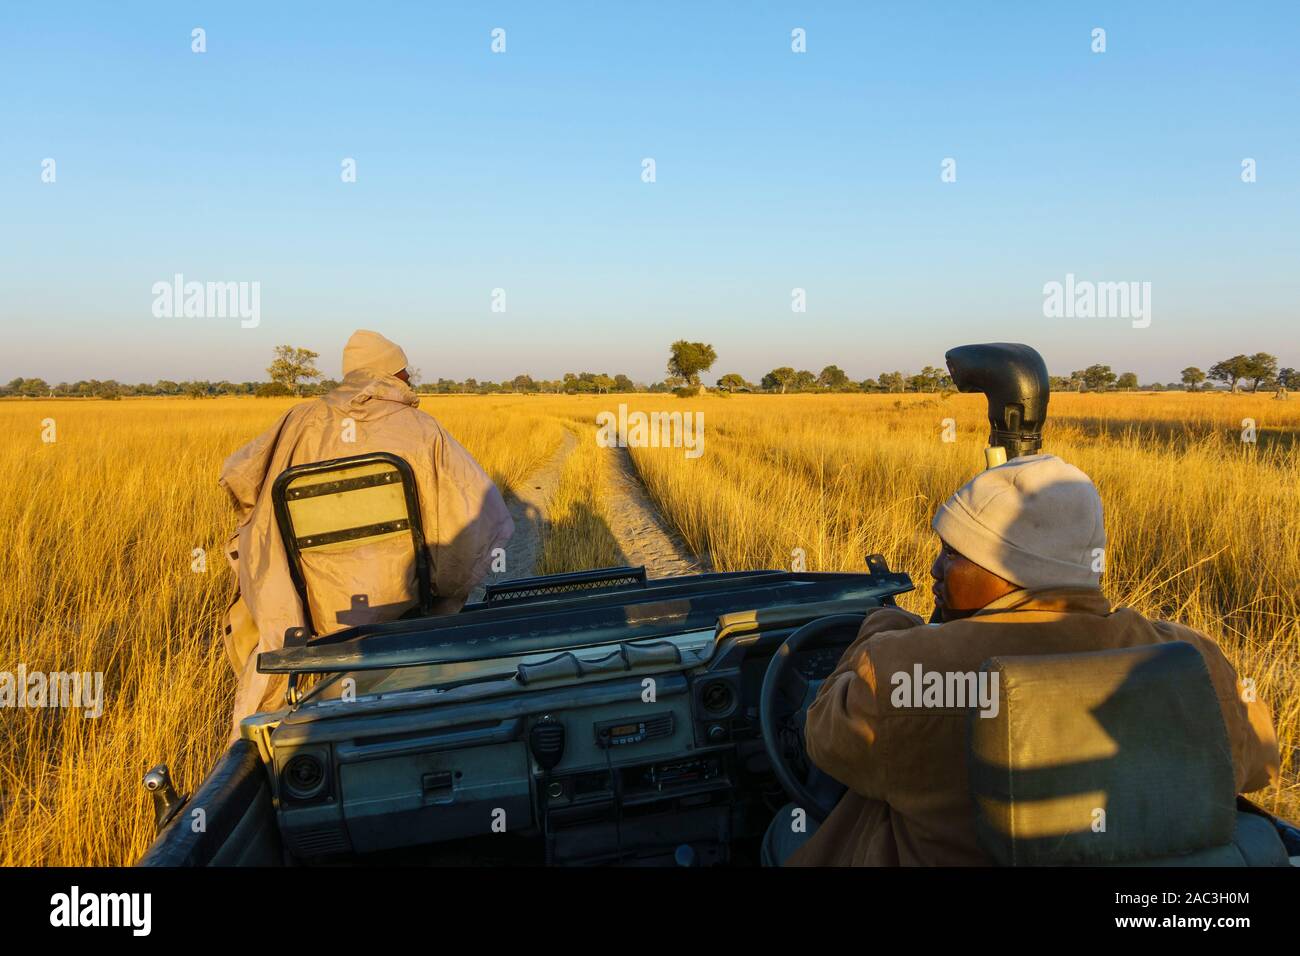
257,566,913,677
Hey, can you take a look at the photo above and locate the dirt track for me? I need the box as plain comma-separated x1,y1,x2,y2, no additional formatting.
472,433,707,598
604,445,709,577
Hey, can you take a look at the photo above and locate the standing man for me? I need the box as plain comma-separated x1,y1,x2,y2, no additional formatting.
219,330,513,736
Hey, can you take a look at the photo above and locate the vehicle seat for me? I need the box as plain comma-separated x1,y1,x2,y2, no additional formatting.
271,452,433,637
968,640,1289,866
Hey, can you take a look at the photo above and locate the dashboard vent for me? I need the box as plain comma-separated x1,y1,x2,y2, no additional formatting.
643,714,674,738
484,566,647,604
291,825,351,858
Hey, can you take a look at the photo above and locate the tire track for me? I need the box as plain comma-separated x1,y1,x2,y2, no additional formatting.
473,428,709,597
604,444,710,578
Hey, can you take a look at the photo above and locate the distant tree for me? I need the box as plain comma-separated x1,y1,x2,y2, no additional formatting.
1278,368,1298,389
1180,367,1206,392
793,370,817,391
557,371,617,394
817,365,850,390
667,341,717,386
613,374,635,392
1068,370,1086,392
1082,365,1117,391
1208,355,1252,393
908,366,946,392
1245,352,1278,392
1116,372,1139,390
255,381,293,398
878,371,905,393
859,377,880,392
267,345,320,396
717,373,749,392
762,367,797,393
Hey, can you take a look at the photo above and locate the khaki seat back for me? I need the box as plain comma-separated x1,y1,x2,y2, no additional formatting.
272,453,432,637
967,641,1285,866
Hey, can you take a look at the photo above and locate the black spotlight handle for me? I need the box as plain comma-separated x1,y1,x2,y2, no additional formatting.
944,343,1050,461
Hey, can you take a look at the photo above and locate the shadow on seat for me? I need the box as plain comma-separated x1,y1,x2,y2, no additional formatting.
969,641,1289,866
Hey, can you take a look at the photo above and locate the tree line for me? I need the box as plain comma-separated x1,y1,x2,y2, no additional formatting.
1045,353,1294,394
4,344,1292,399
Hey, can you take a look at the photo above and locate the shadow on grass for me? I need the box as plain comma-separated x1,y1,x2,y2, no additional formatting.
538,500,626,576
1049,416,1299,453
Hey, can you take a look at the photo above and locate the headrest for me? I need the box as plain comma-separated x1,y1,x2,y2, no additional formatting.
969,641,1236,865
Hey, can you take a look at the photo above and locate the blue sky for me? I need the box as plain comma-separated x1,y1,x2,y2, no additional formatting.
2,2,1297,384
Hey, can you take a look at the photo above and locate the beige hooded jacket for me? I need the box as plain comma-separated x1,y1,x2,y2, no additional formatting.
219,371,513,737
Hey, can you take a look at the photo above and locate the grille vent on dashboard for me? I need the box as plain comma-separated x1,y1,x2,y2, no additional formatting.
643,714,674,738
484,566,647,604
291,825,351,858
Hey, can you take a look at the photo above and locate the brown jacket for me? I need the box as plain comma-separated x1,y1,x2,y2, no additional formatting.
789,588,1280,866
219,372,513,737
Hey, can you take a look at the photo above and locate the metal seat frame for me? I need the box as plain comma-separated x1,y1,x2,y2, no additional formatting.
271,452,434,638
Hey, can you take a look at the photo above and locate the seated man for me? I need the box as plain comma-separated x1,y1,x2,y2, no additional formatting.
778,453,1280,866
219,330,513,738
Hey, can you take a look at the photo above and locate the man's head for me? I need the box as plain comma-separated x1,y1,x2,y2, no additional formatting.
342,330,409,380
930,454,1106,619
930,542,1018,619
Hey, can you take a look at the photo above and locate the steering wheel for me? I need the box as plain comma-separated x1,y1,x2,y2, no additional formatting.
759,613,864,822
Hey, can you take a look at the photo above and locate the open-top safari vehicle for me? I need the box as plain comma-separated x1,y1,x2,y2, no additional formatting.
139,345,1300,867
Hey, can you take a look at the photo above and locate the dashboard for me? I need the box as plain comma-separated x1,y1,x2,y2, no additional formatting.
259,605,874,865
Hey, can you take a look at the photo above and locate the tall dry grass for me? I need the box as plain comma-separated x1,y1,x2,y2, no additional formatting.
622,391,1300,818
1,389,1296,863
0,395,560,865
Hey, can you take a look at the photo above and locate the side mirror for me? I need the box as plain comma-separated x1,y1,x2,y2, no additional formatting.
945,343,1050,465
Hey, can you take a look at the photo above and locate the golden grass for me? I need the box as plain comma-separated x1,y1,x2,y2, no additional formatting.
1,389,1295,864
621,391,1300,819
0,396,561,865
